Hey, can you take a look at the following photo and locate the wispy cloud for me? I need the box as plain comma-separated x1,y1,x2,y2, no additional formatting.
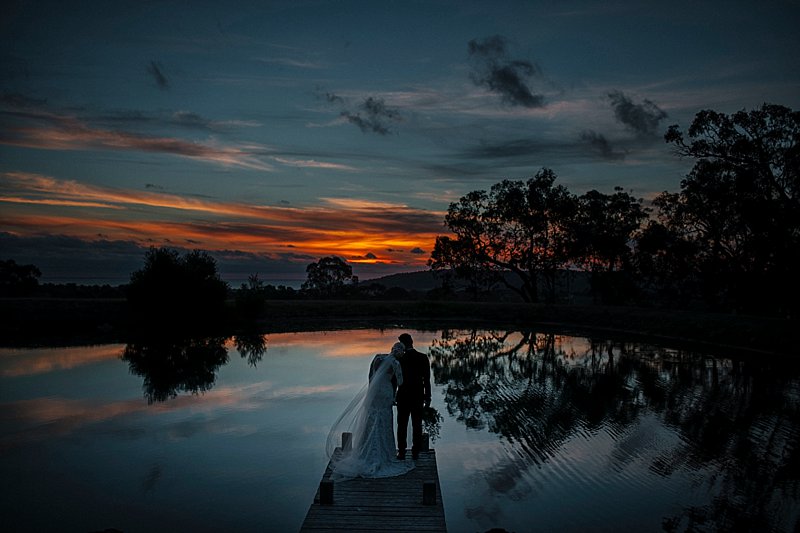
0,111,273,170
256,57,326,69
272,157,356,170
168,111,261,132
2,102,368,172
146,60,170,90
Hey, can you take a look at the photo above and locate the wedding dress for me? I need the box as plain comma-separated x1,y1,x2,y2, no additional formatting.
326,342,415,479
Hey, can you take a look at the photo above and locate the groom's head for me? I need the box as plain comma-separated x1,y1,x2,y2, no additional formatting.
398,333,413,349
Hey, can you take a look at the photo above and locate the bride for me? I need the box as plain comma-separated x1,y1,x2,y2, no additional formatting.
326,342,415,478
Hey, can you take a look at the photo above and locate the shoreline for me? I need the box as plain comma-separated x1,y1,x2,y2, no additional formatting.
0,297,795,357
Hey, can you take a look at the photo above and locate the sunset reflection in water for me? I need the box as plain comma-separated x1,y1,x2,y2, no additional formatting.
1,328,798,532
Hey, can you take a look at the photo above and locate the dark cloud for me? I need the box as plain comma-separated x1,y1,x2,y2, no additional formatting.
214,249,314,274
341,96,401,135
410,247,425,254
608,91,667,137
461,138,558,159
171,111,210,128
0,232,145,282
92,109,248,133
351,252,378,260
1,91,47,108
314,87,345,105
145,183,164,190
168,111,233,132
96,109,152,124
324,92,344,104
146,61,170,90
318,89,402,135
455,134,633,167
579,130,626,160
0,232,313,284
468,35,544,108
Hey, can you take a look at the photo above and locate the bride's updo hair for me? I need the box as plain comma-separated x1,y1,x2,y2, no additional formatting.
390,342,405,358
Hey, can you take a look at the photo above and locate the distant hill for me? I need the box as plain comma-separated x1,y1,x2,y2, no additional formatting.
364,269,527,291
362,270,440,291
364,268,594,303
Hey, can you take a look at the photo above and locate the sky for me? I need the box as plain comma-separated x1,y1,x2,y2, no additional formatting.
2,0,799,284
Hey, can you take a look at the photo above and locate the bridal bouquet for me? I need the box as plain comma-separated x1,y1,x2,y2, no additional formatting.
421,405,443,443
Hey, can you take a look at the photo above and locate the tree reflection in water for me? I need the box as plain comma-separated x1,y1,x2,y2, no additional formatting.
428,330,800,532
234,333,269,368
122,333,268,403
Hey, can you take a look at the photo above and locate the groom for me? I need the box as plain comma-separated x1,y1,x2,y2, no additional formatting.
395,333,431,460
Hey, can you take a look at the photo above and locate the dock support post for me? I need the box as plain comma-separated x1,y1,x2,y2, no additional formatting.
342,432,352,452
420,432,430,452
319,480,334,505
423,481,436,505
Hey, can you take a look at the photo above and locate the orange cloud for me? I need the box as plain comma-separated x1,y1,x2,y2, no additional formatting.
0,172,445,265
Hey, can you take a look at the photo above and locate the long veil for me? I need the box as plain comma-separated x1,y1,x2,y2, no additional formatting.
325,353,391,459
324,345,414,479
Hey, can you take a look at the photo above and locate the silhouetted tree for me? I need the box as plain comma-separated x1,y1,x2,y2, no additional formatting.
662,103,800,313
127,247,229,330
263,284,298,299
235,273,267,319
572,188,649,303
429,168,577,303
0,259,41,296
633,218,699,307
301,256,356,297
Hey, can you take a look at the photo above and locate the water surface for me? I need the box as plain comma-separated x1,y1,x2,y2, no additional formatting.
1,329,798,532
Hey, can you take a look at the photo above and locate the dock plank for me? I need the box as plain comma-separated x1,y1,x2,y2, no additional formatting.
300,449,446,532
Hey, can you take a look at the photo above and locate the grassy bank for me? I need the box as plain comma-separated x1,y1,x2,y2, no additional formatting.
0,297,795,356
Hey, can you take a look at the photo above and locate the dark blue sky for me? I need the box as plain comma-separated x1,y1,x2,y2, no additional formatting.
2,0,799,282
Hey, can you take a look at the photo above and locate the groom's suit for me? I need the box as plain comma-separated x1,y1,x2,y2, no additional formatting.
396,346,431,459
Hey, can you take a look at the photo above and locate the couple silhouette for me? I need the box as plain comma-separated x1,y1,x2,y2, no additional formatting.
327,333,431,479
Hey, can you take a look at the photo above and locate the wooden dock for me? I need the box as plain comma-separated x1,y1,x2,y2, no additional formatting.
300,439,446,532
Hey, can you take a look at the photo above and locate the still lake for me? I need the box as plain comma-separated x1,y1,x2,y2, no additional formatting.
1,328,798,532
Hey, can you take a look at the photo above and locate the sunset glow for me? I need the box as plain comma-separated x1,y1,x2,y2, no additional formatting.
1,1,797,282
261,329,441,358
0,171,442,270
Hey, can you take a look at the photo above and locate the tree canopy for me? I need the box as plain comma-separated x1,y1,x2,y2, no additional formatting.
301,255,356,297
658,103,800,311
430,103,799,314
127,247,229,329
430,168,577,303
0,259,41,296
